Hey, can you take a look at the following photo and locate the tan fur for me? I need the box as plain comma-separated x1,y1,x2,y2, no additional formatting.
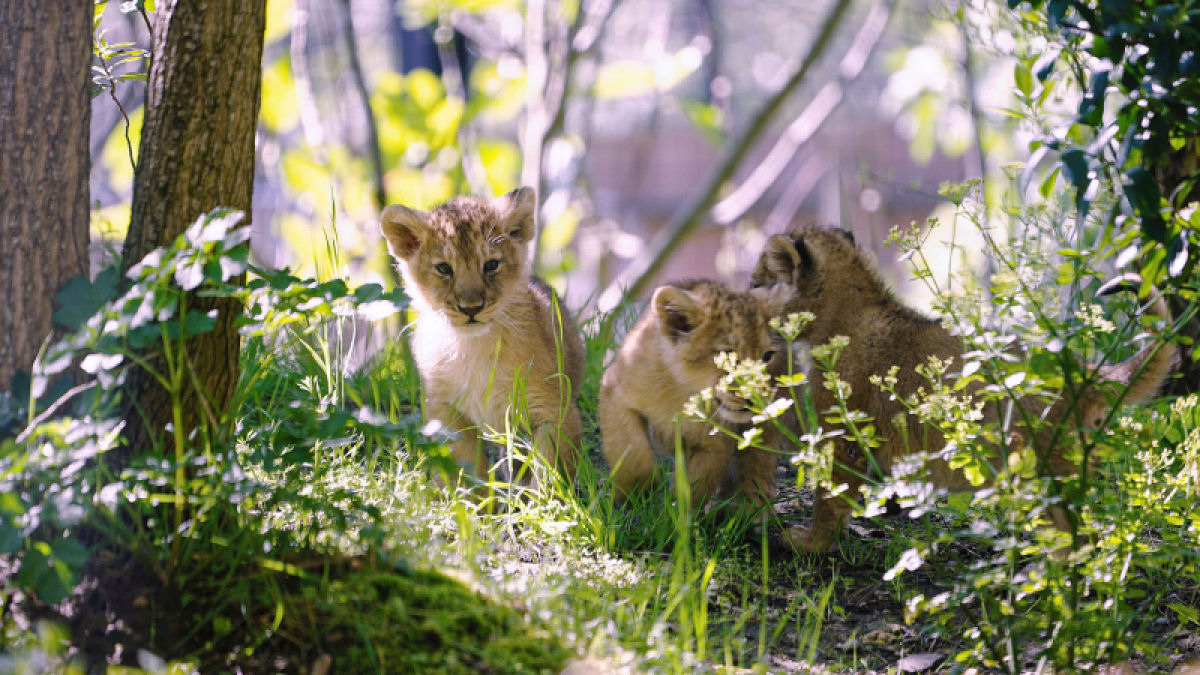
751,228,1178,553
599,279,791,515
380,187,585,484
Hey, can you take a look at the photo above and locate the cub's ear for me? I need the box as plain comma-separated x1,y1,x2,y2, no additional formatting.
493,186,536,243
753,234,812,286
380,204,429,259
653,285,703,341
750,282,794,318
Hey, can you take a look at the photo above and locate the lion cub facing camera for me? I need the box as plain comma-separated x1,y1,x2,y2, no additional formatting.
600,279,791,515
380,187,585,485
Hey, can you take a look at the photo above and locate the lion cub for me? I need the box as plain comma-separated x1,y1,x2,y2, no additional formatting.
599,279,791,514
380,188,585,485
751,227,1178,553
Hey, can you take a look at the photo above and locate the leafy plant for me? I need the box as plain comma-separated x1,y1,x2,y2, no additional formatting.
1009,0,1200,276
0,210,453,665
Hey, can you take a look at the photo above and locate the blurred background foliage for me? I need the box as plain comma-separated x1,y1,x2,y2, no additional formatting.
88,0,1052,313
88,0,1198,326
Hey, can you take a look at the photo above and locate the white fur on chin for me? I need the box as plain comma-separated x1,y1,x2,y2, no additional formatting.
454,322,493,337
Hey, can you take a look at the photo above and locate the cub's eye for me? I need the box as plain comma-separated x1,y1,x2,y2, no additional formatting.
483,259,500,273
434,262,453,276
761,350,776,363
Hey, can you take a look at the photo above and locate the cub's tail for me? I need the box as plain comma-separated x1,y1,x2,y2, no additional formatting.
1093,273,1179,403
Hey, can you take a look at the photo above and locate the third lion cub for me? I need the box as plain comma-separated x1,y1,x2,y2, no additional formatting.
751,227,1178,553
600,279,791,515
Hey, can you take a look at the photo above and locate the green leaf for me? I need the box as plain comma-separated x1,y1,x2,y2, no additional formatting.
1169,602,1200,626
1123,167,1166,241
52,266,120,330
34,559,76,605
0,519,20,554
1015,63,1034,97
0,492,26,517
1055,261,1077,285
181,309,219,338
175,257,204,290
353,283,384,303
50,538,90,569
1060,149,1092,216
682,100,725,147
1078,69,1109,125
1060,149,1089,190
1166,233,1189,278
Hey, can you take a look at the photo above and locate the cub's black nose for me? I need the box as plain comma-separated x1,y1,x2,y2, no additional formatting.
458,302,485,319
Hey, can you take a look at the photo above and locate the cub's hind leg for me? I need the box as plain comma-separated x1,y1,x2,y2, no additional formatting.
783,438,863,553
599,395,658,503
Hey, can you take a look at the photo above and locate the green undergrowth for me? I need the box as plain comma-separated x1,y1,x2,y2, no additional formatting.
2,207,1198,673
0,212,825,672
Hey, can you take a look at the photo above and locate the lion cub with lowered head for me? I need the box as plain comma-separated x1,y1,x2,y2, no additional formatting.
381,188,585,485
751,227,1178,553
600,279,791,515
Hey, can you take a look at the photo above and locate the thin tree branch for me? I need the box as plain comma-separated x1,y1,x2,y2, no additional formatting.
520,0,549,197
435,24,490,197
137,5,154,70
15,381,99,444
709,82,841,225
98,54,139,172
544,0,619,145
532,0,623,268
339,0,386,211
763,154,828,235
597,0,857,311
710,0,892,225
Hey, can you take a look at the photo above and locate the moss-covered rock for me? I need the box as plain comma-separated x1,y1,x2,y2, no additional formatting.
299,565,569,673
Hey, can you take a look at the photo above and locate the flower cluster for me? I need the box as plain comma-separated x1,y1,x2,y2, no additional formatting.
715,351,775,404
768,311,815,342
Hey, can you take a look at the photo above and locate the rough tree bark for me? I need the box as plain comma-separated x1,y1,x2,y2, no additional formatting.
0,4,92,392
119,0,267,456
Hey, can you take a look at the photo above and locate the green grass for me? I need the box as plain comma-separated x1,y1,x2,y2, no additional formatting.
205,303,847,673
210,301,1195,672
3,230,1198,673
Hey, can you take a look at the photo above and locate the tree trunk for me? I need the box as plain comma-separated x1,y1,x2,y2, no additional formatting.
0,4,91,392
119,0,267,455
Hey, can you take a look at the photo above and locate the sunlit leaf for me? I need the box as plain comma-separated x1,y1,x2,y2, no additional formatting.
1014,62,1033,97
683,100,725,147
260,56,300,132
477,138,521,195
175,257,204,290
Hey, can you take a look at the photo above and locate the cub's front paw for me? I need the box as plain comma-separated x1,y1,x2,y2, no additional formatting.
782,525,834,554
